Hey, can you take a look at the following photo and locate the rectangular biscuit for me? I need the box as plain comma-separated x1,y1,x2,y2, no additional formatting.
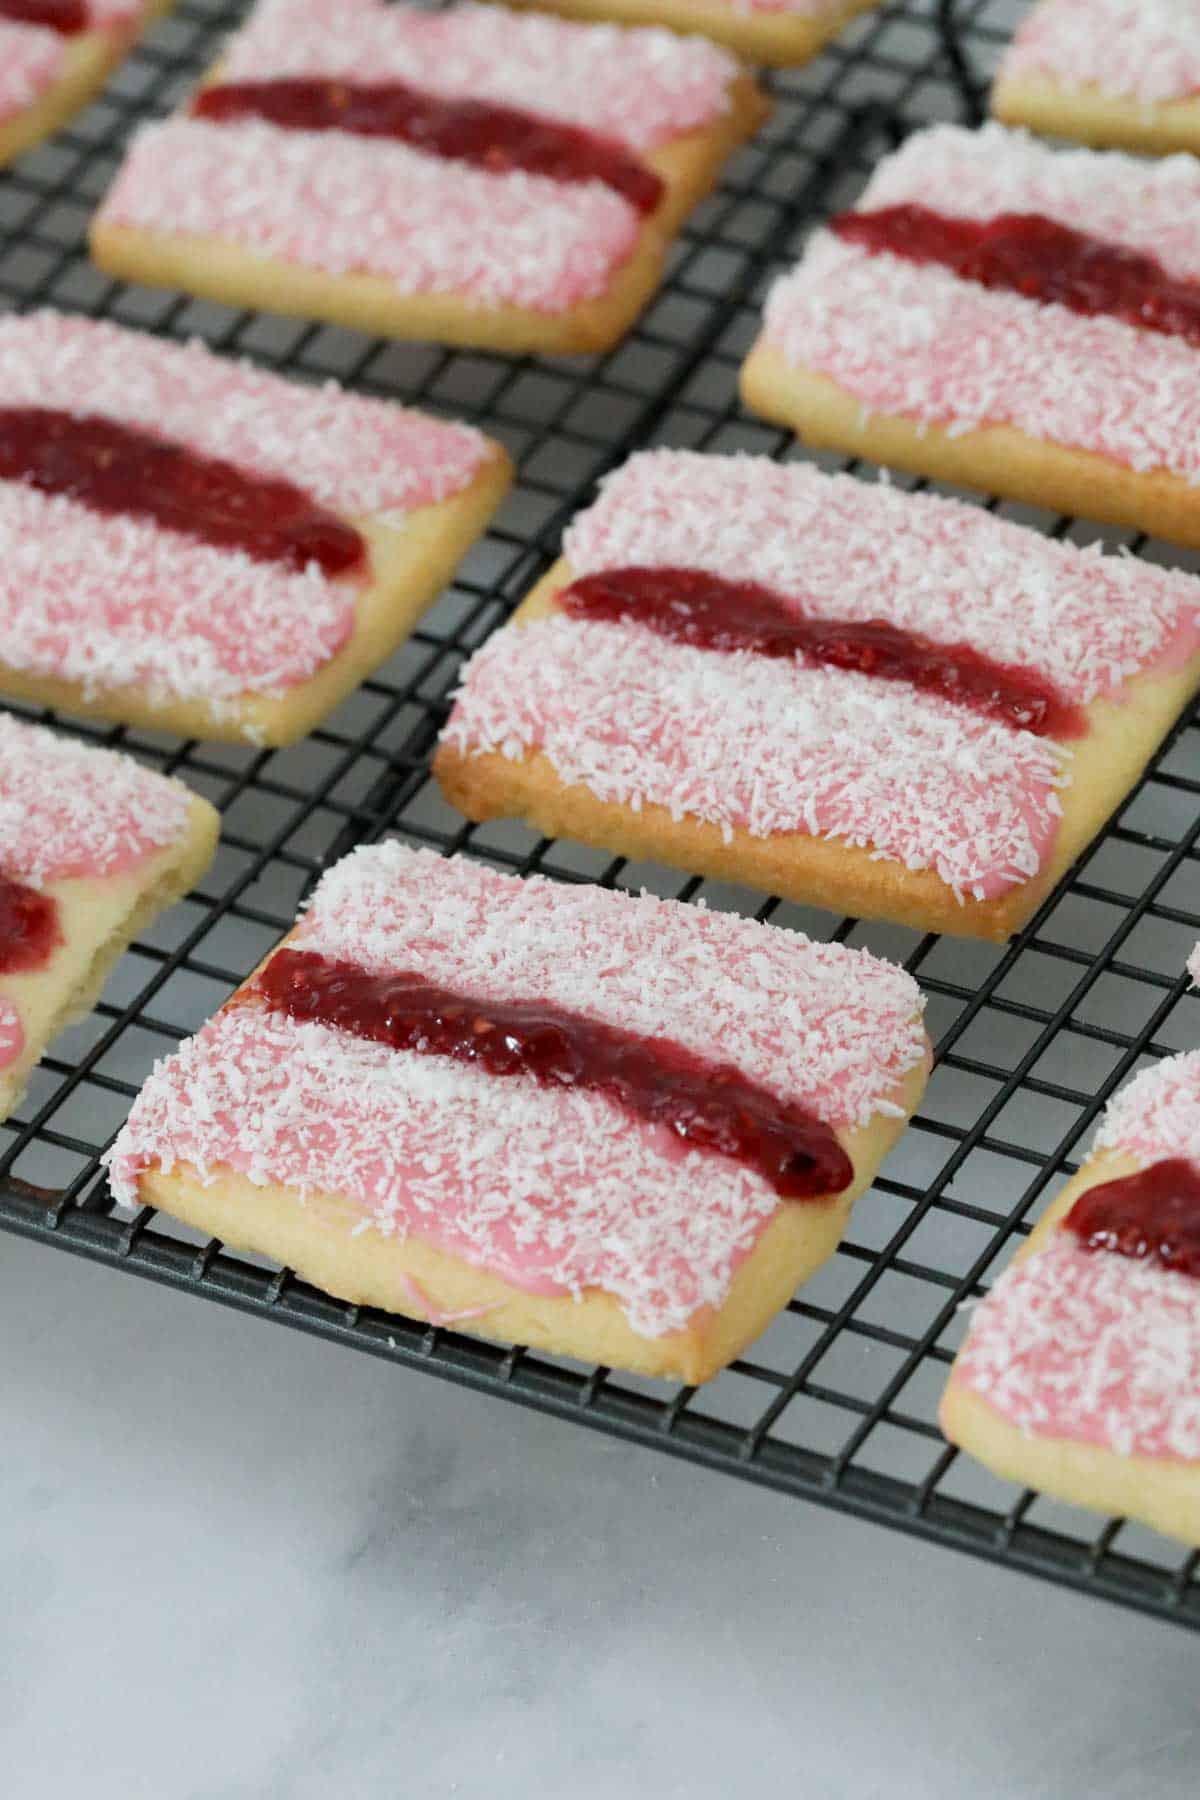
434,449,1200,941
90,0,768,354
105,842,930,1384
0,0,171,168
742,122,1200,547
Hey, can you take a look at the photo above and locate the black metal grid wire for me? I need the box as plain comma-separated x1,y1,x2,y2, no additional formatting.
0,0,1198,1628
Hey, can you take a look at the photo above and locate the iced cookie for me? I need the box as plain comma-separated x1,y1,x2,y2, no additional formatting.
104,842,929,1383
742,123,1200,548
90,0,767,354
434,449,1200,940
0,0,170,168
0,712,218,1121
0,311,508,745
495,0,878,70
993,0,1200,155
942,1037,1200,1548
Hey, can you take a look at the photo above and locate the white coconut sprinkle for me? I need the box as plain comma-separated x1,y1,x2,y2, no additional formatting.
999,0,1200,107
0,712,192,884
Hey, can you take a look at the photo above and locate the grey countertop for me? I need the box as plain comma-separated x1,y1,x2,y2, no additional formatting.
3,1229,1197,1800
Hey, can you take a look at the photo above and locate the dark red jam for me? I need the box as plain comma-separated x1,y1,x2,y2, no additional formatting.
0,0,87,32
192,79,664,216
1064,1158,1200,1281
251,947,854,1202
0,408,365,578
0,874,60,974
831,203,1200,348
560,566,1084,737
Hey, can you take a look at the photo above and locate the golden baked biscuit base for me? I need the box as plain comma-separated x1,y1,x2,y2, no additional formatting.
0,789,218,1122
432,561,1200,942
741,345,1200,550
499,0,877,68
0,451,512,747
0,0,173,169
90,77,769,353
940,1151,1200,1549
993,73,1200,157
134,1012,927,1385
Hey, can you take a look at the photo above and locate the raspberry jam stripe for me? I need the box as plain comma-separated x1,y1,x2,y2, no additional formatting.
0,874,59,973
249,946,855,1201
0,0,86,29
561,565,1085,736
193,79,664,215
831,204,1200,348
0,407,365,577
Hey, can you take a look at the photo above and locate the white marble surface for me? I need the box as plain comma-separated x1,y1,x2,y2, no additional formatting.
1,1230,1197,1799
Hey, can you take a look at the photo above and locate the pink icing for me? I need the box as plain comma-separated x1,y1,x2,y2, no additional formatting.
104,844,926,1338
217,0,737,157
1000,0,1200,106
0,4,149,127
957,1051,1200,1462
562,451,1200,704
0,313,489,521
0,313,491,711
0,712,191,883
99,117,642,314
764,125,1200,484
395,1272,494,1329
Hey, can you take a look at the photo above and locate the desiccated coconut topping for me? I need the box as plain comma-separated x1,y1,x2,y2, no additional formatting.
104,843,926,1339
0,712,192,883
999,0,1200,107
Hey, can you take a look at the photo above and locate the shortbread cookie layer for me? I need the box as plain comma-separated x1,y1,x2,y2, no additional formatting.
0,311,508,745
497,0,878,70
0,713,218,1120
993,0,1200,154
105,843,929,1382
0,0,171,168
435,450,1200,940
942,1050,1200,1547
91,0,766,354
742,123,1200,545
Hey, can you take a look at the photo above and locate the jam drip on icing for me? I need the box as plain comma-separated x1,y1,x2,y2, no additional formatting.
1064,1158,1200,1280
250,947,854,1202
560,566,1084,738
830,204,1200,348
0,873,60,974
192,79,664,216
0,408,365,578
0,0,86,30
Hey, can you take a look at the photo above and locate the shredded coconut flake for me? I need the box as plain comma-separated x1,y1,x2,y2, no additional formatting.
563,450,1200,704
0,712,192,883
765,124,1200,483
1000,0,1200,106
958,1050,1200,1461
105,844,925,1339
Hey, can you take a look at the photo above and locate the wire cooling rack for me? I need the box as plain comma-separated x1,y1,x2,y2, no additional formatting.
0,0,1198,1630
